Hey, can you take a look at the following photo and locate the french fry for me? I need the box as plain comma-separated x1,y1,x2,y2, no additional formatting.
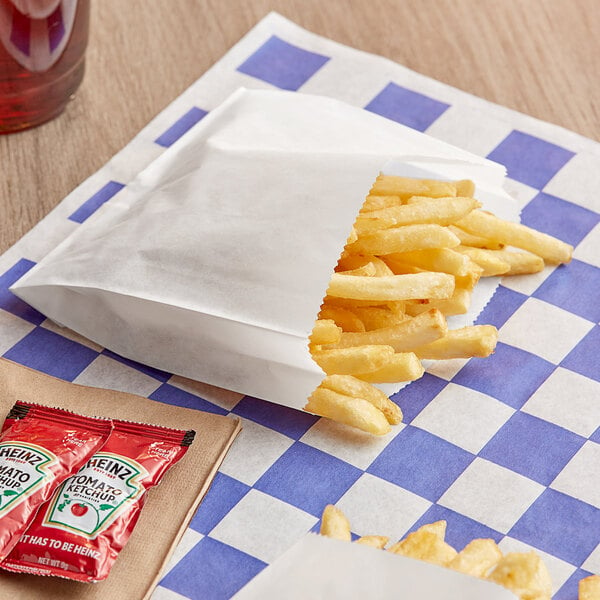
319,305,366,332
488,249,545,275
384,248,472,277
430,287,471,316
336,254,375,271
448,539,503,578
448,224,505,250
388,530,458,566
346,224,461,255
487,552,552,600
356,352,424,383
312,345,396,375
309,319,342,346
454,179,475,197
327,272,455,302
405,266,479,318
369,256,396,276
456,209,573,264
353,214,397,235
348,306,405,330
405,287,471,317
346,227,358,245
337,262,378,277
412,325,498,359
325,309,447,353
336,255,394,276
304,387,390,435
454,245,511,276
320,504,351,541
387,300,407,316
456,246,545,276
320,374,402,425
371,174,457,198
416,520,447,540
579,575,600,600
380,261,424,276
360,194,403,212
455,265,483,291
323,295,395,309
355,535,389,549
362,196,481,228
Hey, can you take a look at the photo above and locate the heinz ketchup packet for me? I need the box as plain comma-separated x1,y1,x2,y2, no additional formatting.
3,419,195,581
0,401,113,561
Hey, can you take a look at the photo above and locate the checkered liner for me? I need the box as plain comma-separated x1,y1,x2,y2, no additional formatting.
1,13,599,599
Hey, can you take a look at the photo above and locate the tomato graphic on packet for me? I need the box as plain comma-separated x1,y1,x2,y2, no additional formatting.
57,494,103,532
70,503,88,517
65,500,100,533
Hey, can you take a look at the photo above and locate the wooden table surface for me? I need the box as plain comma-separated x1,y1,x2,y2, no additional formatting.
1,0,599,254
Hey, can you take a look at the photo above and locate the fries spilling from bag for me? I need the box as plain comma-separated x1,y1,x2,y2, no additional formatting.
305,174,572,435
319,504,600,600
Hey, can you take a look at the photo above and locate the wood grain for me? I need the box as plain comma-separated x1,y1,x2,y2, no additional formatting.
1,0,598,253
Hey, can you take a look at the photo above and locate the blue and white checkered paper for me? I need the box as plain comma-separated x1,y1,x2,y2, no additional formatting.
1,12,599,599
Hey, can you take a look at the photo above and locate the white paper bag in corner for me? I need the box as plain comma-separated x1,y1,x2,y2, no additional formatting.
231,534,518,600
11,89,517,411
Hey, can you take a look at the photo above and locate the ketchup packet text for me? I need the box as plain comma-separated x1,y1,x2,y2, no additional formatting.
0,401,113,560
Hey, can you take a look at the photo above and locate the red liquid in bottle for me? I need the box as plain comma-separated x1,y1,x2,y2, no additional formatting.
0,0,89,133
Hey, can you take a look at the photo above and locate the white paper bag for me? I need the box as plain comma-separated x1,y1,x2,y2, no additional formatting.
231,534,518,600
12,89,517,410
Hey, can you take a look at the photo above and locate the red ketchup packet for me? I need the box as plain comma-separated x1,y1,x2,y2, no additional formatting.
0,401,113,561
3,419,195,582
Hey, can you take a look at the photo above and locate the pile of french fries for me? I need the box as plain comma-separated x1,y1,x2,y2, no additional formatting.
320,504,600,600
305,174,573,435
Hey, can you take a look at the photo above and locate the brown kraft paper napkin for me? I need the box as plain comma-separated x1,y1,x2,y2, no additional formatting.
0,358,241,600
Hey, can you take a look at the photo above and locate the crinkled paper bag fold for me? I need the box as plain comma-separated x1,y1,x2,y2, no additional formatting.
12,89,516,411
